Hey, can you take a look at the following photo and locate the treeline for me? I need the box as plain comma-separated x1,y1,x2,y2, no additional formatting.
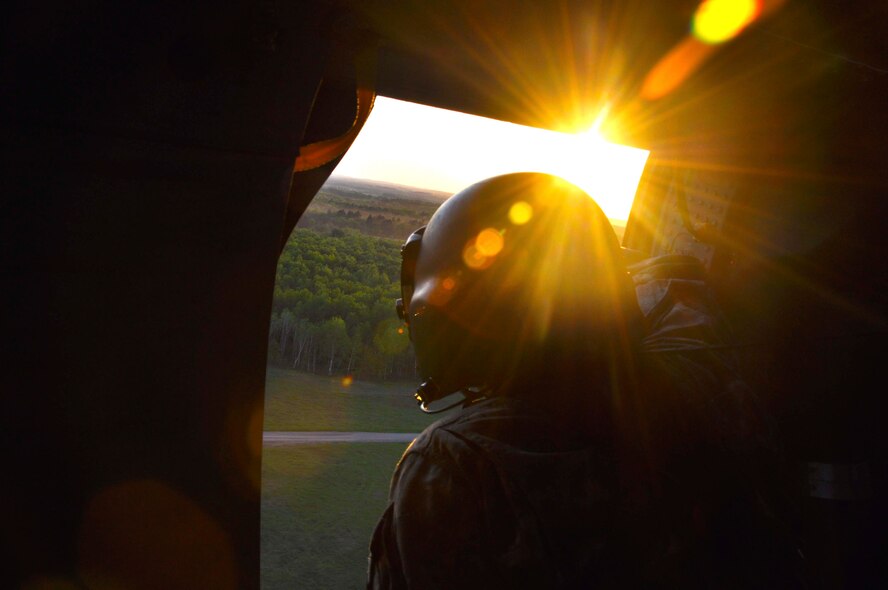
296,208,427,241
268,228,416,380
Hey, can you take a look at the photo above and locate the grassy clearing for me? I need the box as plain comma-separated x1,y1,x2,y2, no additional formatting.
263,367,439,433
261,369,444,588
261,443,407,590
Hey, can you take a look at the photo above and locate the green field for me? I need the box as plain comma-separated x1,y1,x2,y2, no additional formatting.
263,367,440,433
261,443,406,589
262,369,446,589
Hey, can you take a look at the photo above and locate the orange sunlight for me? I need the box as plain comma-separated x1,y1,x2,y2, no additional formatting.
333,97,649,224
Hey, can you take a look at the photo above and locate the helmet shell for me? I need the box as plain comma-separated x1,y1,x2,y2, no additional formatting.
405,172,638,397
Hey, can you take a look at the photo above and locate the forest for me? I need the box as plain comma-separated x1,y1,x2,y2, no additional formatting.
267,178,446,381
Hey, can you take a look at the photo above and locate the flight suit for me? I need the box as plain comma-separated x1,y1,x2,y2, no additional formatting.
367,255,803,589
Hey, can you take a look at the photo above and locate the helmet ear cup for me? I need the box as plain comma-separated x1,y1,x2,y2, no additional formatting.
398,225,504,397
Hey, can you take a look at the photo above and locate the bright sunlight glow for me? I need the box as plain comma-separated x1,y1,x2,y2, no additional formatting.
333,97,649,224
693,0,760,44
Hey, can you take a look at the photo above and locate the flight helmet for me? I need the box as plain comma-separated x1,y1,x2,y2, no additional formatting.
396,172,639,409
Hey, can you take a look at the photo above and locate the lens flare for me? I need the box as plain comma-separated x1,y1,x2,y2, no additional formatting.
693,0,760,44
463,241,487,269
442,276,456,290
341,375,354,387
462,242,489,269
475,228,505,257
509,201,533,225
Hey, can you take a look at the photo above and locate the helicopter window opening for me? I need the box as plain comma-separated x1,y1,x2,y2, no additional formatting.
335,96,649,230
261,97,649,588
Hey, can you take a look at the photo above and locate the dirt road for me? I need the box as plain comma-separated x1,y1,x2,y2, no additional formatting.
263,431,418,445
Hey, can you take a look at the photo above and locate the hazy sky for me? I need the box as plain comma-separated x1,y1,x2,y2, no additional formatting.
332,97,649,222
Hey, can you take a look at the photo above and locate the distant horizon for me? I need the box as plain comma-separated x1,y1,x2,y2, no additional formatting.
326,174,627,227
328,174,450,195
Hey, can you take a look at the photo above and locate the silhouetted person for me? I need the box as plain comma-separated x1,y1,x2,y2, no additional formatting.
367,173,804,589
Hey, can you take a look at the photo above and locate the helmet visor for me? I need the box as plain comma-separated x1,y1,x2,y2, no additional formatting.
396,226,426,324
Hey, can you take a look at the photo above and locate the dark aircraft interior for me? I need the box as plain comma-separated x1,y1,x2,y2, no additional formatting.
3,1,886,588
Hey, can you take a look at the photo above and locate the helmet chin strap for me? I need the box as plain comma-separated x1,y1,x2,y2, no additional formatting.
414,380,487,414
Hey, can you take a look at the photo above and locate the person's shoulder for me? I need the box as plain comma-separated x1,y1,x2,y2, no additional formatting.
403,397,513,455
404,405,472,454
